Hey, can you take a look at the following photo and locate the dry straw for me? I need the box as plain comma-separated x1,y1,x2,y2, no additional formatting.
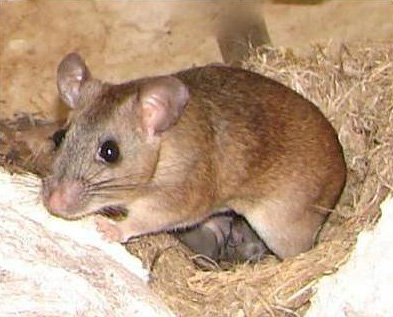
127,42,393,316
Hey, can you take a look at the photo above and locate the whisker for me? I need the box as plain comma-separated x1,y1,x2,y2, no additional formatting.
88,160,182,188
47,160,183,199
12,177,41,190
91,184,143,193
21,194,42,205
88,175,123,188
84,165,105,183
85,155,103,178
86,169,152,188
91,181,178,195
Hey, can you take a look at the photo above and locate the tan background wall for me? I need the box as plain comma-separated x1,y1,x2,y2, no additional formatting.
1,0,392,120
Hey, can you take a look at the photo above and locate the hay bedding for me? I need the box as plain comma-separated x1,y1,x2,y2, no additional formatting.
0,42,392,316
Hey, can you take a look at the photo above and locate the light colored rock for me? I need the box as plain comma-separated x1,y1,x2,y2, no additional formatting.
0,167,175,317
306,195,393,317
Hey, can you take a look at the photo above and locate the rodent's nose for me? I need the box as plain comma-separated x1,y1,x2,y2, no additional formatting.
45,180,84,217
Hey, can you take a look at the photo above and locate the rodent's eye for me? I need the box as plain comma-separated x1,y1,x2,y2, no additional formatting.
98,140,120,164
52,128,67,148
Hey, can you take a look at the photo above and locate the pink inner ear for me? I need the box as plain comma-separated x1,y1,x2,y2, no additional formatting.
140,76,190,136
142,95,167,137
57,52,91,109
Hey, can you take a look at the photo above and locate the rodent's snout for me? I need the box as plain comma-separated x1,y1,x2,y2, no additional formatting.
42,179,85,218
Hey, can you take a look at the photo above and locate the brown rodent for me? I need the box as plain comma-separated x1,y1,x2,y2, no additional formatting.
42,52,346,259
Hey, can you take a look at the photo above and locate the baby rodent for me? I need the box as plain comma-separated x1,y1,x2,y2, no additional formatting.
42,52,346,259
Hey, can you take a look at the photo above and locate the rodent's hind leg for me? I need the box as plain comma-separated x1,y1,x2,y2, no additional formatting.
242,198,326,259
174,213,270,264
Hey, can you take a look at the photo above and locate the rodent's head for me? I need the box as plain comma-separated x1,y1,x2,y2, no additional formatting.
42,52,189,219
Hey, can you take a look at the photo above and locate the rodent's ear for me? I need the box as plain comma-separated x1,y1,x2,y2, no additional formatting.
139,76,190,137
57,52,91,109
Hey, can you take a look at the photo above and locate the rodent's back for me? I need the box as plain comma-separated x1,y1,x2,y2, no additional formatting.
174,66,346,206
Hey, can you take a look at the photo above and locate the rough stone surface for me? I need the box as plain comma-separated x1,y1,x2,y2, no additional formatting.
306,196,393,317
0,168,174,317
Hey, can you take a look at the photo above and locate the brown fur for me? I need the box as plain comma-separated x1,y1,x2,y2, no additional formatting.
43,53,346,259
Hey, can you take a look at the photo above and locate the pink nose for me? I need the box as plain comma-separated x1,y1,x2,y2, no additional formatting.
46,180,84,216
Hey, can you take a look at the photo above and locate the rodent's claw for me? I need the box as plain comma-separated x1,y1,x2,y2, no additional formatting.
95,215,123,242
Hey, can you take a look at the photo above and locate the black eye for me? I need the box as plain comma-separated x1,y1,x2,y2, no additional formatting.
99,140,120,163
52,128,67,148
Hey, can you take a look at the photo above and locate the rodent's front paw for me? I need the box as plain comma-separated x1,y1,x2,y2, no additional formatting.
95,215,123,242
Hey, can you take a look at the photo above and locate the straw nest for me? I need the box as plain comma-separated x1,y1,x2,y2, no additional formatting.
126,42,392,316
1,42,391,316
